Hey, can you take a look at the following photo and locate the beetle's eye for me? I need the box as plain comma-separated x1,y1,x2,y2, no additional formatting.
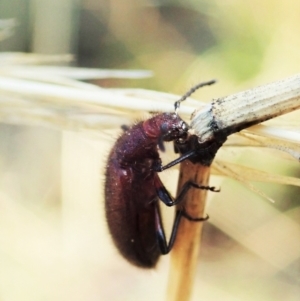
160,123,169,134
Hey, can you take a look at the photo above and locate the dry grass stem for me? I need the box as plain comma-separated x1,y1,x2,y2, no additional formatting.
191,73,300,143
167,161,211,301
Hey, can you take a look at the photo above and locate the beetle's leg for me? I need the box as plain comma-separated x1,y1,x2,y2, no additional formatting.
173,180,219,206
156,132,228,171
154,203,208,255
158,136,166,152
154,174,219,207
154,203,182,254
153,174,174,207
153,176,215,254
181,210,209,221
153,149,196,172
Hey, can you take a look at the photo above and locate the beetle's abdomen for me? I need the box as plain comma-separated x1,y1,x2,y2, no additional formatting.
105,158,160,268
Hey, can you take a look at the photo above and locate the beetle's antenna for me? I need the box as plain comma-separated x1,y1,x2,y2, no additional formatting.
174,80,216,114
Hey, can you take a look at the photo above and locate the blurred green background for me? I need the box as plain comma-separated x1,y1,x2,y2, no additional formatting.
0,0,300,301
3,0,300,90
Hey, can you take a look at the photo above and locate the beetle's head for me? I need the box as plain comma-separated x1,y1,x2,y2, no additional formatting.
143,112,189,142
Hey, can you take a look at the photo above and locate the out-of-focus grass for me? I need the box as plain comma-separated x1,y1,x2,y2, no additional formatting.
0,0,300,300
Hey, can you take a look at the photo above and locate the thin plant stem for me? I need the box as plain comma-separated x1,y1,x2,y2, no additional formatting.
191,73,300,143
167,161,211,301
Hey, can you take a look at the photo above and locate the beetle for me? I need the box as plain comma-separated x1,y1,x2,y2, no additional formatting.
104,80,218,268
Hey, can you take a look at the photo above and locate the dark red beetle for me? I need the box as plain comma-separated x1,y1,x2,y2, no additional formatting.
105,81,218,268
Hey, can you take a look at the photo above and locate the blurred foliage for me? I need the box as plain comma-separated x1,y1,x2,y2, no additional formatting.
77,0,300,90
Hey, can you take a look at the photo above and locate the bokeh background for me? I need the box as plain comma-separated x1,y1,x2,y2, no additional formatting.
0,0,300,300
